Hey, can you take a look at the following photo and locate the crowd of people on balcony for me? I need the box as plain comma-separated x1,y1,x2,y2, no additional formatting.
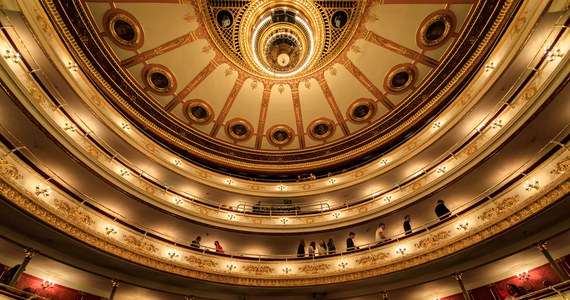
189,199,452,257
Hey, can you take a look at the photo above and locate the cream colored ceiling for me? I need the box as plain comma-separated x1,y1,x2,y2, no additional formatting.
82,0,473,170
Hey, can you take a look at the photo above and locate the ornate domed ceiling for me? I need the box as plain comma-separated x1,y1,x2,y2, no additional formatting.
45,0,512,178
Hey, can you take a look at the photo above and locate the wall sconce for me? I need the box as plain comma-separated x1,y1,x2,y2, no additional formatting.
380,158,388,165
174,197,184,206
120,122,130,130
484,62,495,72
383,195,392,203
280,217,289,224
338,260,348,269
396,247,407,255
544,43,563,61
67,61,78,71
63,122,76,132
35,184,51,197
167,249,179,259
282,265,292,274
432,121,442,129
277,184,286,191
5,49,21,63
436,166,447,174
119,169,130,177
174,159,182,167
332,211,341,219
523,178,540,191
517,271,530,280
105,225,117,235
328,178,337,184
41,280,54,289
456,220,469,231
226,262,236,271
228,213,236,220
226,178,234,185
491,119,503,129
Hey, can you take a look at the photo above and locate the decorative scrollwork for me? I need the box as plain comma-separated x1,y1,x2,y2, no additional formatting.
184,255,218,269
356,252,390,265
551,156,570,175
242,265,274,275
478,195,520,221
122,234,157,253
414,231,451,250
298,264,330,274
0,159,23,180
53,199,95,226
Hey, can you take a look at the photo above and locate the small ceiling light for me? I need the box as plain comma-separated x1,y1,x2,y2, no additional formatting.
491,119,503,129
282,265,292,274
484,62,495,72
228,213,236,220
67,61,78,71
396,247,407,255
380,158,388,165
277,184,286,191
338,260,348,269
226,178,235,185
226,262,237,271
456,220,469,231
328,178,337,184
523,178,540,191
41,280,54,289
120,122,130,130
5,49,20,63
280,217,289,224
174,159,182,167
383,195,392,203
517,271,530,280
432,121,442,129
35,184,51,197
105,225,117,235
332,211,341,219
167,249,179,259
436,166,447,174
119,169,130,177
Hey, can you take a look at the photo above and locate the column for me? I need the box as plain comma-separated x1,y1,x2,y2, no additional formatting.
109,279,121,300
8,248,38,286
534,241,570,281
380,290,389,299
452,273,471,300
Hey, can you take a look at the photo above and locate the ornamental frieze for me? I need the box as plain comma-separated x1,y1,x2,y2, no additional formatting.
53,199,95,226
356,252,390,265
242,265,274,275
478,195,521,221
550,156,570,175
184,255,217,269
122,234,157,254
298,264,330,275
414,231,452,250
0,159,23,180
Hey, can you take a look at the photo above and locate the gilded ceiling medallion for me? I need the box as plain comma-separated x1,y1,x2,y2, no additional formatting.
385,64,417,94
308,118,334,140
417,10,456,49
184,100,214,124
200,0,364,79
348,99,376,123
143,65,176,95
268,125,294,146
226,119,253,141
104,9,144,50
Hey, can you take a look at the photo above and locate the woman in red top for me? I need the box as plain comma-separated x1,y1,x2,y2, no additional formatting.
214,241,224,254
